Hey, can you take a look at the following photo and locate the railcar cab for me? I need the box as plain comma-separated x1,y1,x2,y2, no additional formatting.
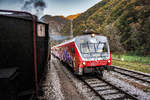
74,32,111,76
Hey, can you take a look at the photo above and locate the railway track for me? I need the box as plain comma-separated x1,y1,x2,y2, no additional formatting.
112,66,150,84
53,55,145,100
78,74,137,100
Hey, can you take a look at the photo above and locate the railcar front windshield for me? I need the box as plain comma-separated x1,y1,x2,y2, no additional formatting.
80,42,109,58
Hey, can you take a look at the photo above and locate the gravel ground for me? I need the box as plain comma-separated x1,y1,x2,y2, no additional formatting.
55,58,100,100
52,56,100,100
39,55,150,100
39,55,85,100
103,72,150,100
109,71,150,92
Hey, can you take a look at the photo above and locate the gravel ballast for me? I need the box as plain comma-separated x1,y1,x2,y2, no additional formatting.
39,55,150,100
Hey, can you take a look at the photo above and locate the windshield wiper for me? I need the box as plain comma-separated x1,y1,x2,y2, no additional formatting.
87,42,90,52
94,43,96,52
97,41,101,50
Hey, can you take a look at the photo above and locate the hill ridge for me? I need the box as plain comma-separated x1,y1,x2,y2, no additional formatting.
62,0,150,55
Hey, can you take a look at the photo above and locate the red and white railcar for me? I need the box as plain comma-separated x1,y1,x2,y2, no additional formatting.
52,34,111,76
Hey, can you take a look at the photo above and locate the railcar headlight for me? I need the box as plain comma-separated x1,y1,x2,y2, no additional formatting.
108,60,111,63
83,62,86,65
91,34,95,37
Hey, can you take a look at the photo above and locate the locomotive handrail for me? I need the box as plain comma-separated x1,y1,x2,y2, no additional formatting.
0,9,39,97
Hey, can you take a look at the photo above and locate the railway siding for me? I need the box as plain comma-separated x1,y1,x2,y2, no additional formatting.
110,66,150,93
112,66,150,84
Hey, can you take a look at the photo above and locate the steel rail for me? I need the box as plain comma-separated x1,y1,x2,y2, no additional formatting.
113,66,150,77
78,76,105,100
112,66,150,84
78,75,138,100
96,76,137,100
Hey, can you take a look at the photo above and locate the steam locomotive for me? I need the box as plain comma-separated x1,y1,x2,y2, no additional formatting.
52,33,112,76
0,10,49,100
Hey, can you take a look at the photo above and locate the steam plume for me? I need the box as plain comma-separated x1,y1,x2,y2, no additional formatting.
22,0,46,18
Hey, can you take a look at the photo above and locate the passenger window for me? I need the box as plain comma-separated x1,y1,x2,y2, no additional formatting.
72,46,75,54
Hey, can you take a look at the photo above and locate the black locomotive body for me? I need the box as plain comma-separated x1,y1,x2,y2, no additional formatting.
0,11,49,99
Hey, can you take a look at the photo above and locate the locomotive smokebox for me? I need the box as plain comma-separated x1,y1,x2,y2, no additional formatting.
0,11,49,99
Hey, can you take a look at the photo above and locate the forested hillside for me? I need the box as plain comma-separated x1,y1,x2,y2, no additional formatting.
41,14,80,35
41,15,69,35
66,13,81,20
62,0,150,55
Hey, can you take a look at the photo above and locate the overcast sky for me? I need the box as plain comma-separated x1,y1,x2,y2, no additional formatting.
0,0,100,17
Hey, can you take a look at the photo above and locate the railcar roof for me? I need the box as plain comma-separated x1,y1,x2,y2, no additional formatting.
75,35,107,42
52,34,108,49
52,38,75,48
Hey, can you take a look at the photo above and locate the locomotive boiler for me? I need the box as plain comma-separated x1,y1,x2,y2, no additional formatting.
0,10,49,100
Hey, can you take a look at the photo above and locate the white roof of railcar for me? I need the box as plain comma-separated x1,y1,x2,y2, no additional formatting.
52,35,108,49
52,38,75,49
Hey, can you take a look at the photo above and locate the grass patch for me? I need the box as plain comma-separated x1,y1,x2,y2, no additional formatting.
111,54,150,64
112,59,150,74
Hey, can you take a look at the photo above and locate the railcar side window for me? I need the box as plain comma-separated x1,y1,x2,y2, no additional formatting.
72,46,75,54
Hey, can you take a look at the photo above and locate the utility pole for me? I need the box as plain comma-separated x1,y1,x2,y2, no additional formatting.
70,19,73,38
